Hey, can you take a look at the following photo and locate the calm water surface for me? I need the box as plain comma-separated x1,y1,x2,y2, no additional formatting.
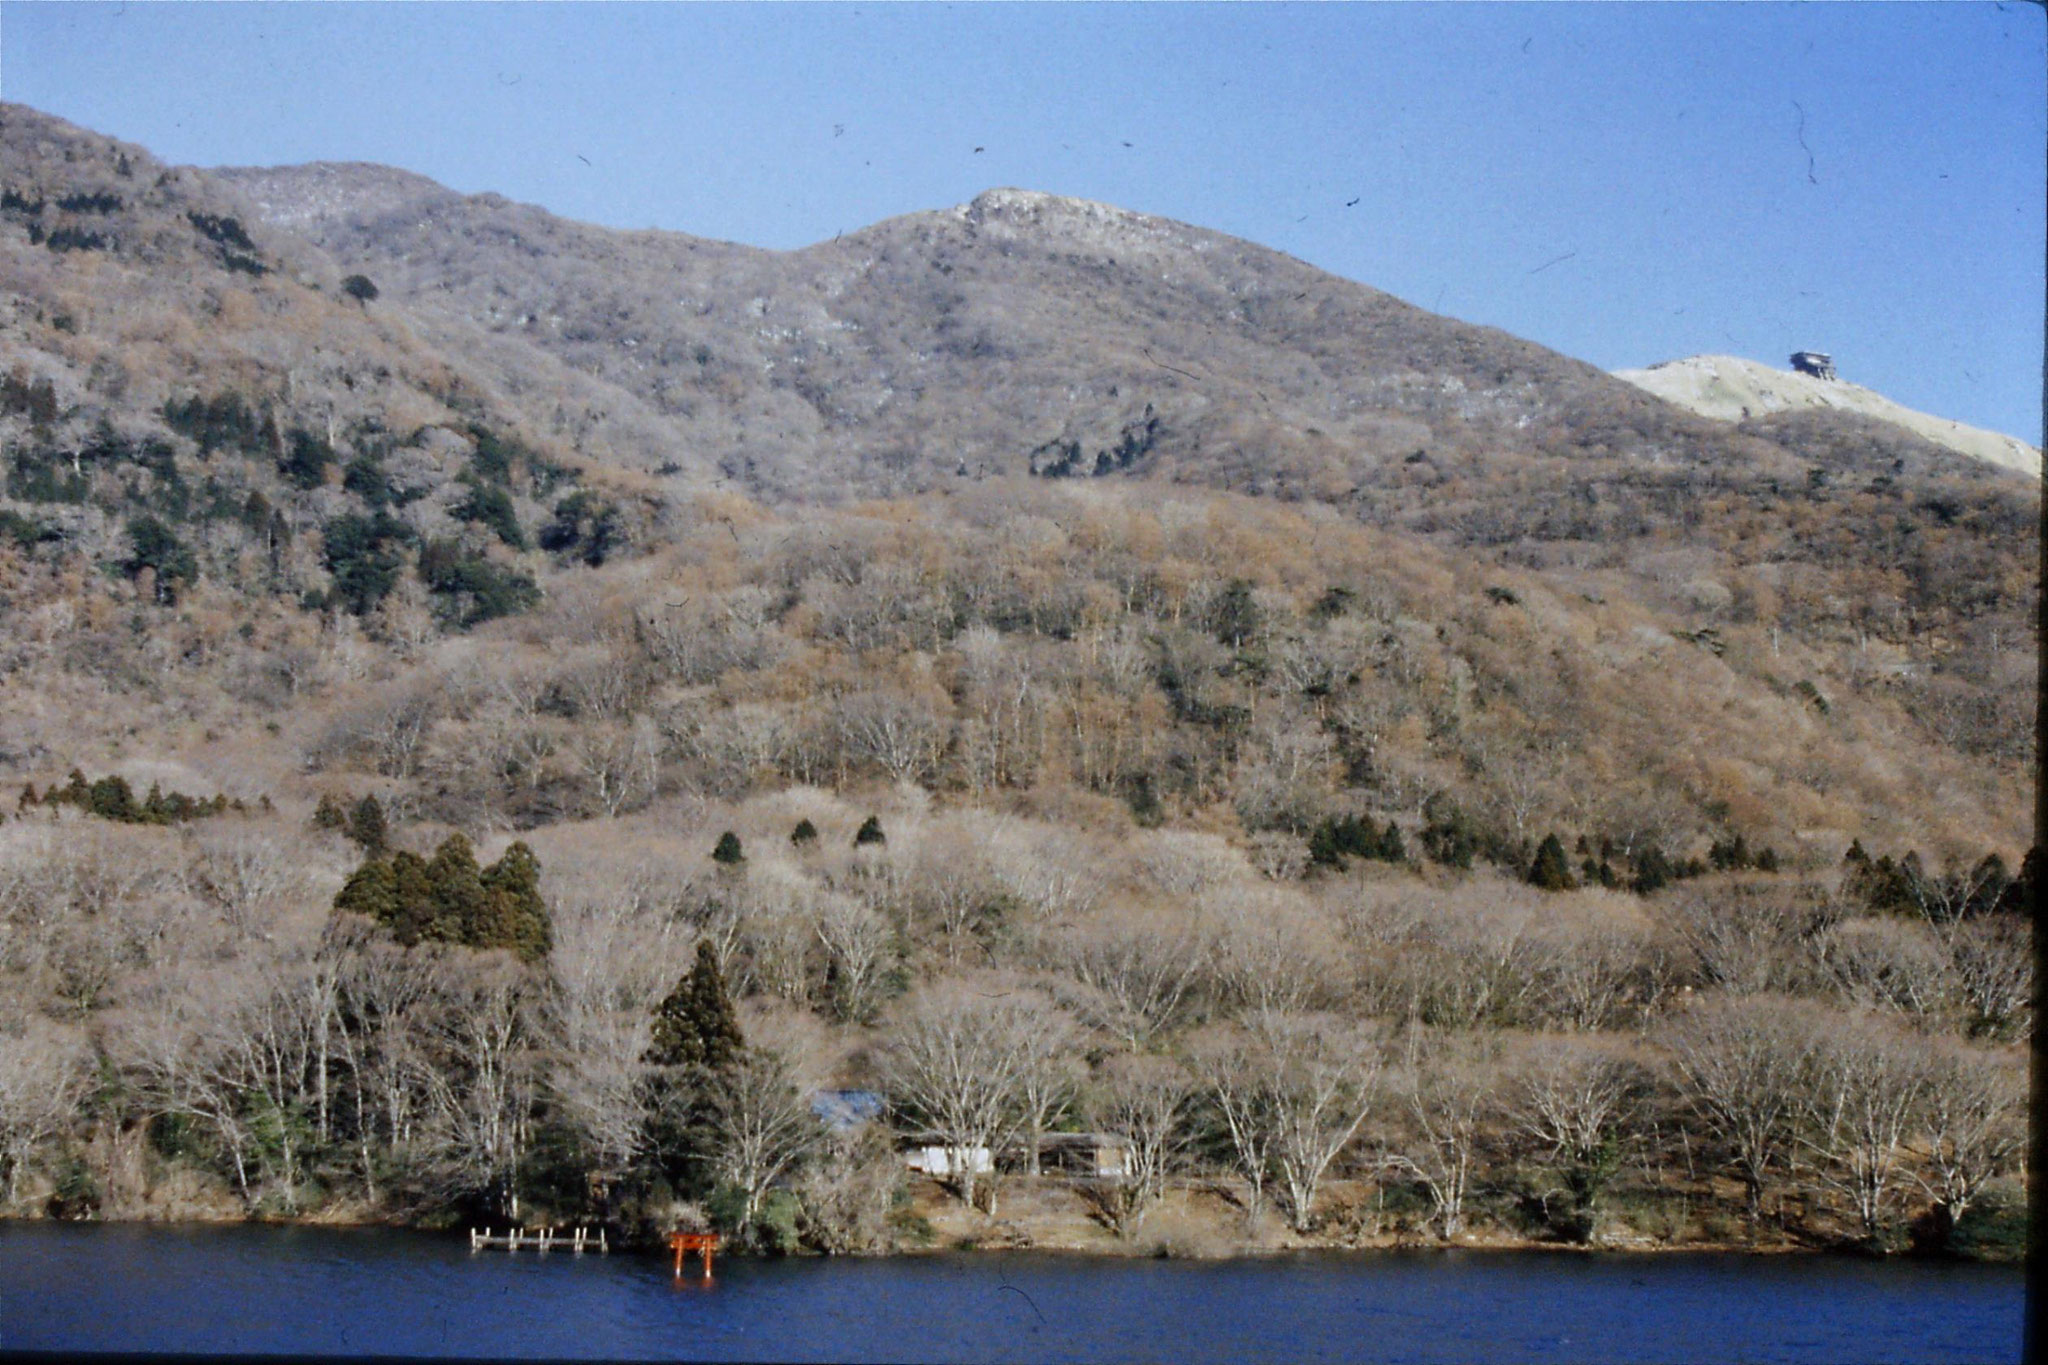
0,1222,2024,1363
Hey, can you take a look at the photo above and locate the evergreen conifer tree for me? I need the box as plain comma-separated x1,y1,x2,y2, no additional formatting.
347,795,389,856
790,818,818,847
480,841,552,964
379,850,432,945
312,793,347,830
426,834,490,946
712,831,746,865
648,941,745,1073
1528,833,1577,891
86,775,138,822
333,857,399,928
1630,845,1673,896
854,816,886,847
1421,797,1477,870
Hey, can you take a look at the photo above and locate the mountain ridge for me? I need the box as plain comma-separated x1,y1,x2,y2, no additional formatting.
0,101,2034,847
1615,353,2038,478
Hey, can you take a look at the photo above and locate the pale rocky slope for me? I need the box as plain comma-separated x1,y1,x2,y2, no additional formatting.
1615,354,2039,478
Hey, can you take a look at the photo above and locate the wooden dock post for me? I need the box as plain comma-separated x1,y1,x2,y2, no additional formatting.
470,1225,607,1255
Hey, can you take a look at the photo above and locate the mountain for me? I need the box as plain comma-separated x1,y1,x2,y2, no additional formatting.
0,103,2033,1251
216,165,1772,502
1615,353,2039,479
0,101,2033,858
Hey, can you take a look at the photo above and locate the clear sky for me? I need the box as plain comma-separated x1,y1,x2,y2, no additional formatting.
3,2,2042,445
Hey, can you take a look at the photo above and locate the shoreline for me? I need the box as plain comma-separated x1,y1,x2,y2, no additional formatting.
4,1211,2013,1265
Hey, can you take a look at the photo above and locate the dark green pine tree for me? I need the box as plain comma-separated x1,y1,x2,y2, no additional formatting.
854,816,886,847
790,818,819,847
1528,833,1578,892
647,941,745,1073
87,775,139,822
712,831,746,866
1630,845,1674,896
311,793,348,831
480,841,552,964
347,794,389,856
333,856,399,928
426,834,491,947
388,851,437,945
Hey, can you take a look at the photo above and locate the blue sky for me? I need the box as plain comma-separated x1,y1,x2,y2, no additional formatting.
3,2,2042,444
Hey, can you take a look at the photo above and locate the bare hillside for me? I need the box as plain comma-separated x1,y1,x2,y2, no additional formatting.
218,166,1737,501
1616,354,2040,478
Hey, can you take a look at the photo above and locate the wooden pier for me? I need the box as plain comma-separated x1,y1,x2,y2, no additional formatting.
469,1226,608,1254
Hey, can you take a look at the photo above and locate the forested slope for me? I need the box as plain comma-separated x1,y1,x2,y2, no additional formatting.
0,104,2030,1257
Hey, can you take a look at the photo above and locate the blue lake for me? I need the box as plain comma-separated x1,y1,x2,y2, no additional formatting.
0,1222,2025,1362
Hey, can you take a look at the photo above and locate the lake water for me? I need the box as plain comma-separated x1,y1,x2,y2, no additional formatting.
0,1222,2024,1363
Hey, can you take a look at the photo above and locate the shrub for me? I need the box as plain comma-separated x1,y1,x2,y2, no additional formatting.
321,513,409,616
417,538,540,627
540,491,623,566
279,428,335,490
456,483,527,549
121,515,198,603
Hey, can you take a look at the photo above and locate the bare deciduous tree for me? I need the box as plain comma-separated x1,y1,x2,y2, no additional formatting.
0,1020,90,1204
1914,1040,2025,1236
1086,1053,1190,1237
1795,1014,1928,1243
419,956,542,1221
1504,1035,1647,1241
701,1046,824,1241
814,894,895,1024
1381,1028,1497,1239
1189,1010,1379,1233
1054,906,1205,1051
1945,914,2031,1040
1662,994,1820,1223
876,980,1072,1213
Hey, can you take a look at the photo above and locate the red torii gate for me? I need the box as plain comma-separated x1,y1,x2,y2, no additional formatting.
669,1230,721,1278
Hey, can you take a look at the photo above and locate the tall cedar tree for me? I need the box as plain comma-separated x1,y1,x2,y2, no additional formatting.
347,794,389,855
332,835,551,963
479,842,552,964
425,834,490,945
333,857,401,933
1528,833,1578,892
312,793,347,831
648,941,745,1073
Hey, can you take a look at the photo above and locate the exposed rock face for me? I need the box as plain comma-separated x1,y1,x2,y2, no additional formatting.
1615,354,2039,478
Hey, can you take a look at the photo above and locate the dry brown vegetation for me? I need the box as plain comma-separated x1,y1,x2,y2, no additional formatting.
0,103,2033,1257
